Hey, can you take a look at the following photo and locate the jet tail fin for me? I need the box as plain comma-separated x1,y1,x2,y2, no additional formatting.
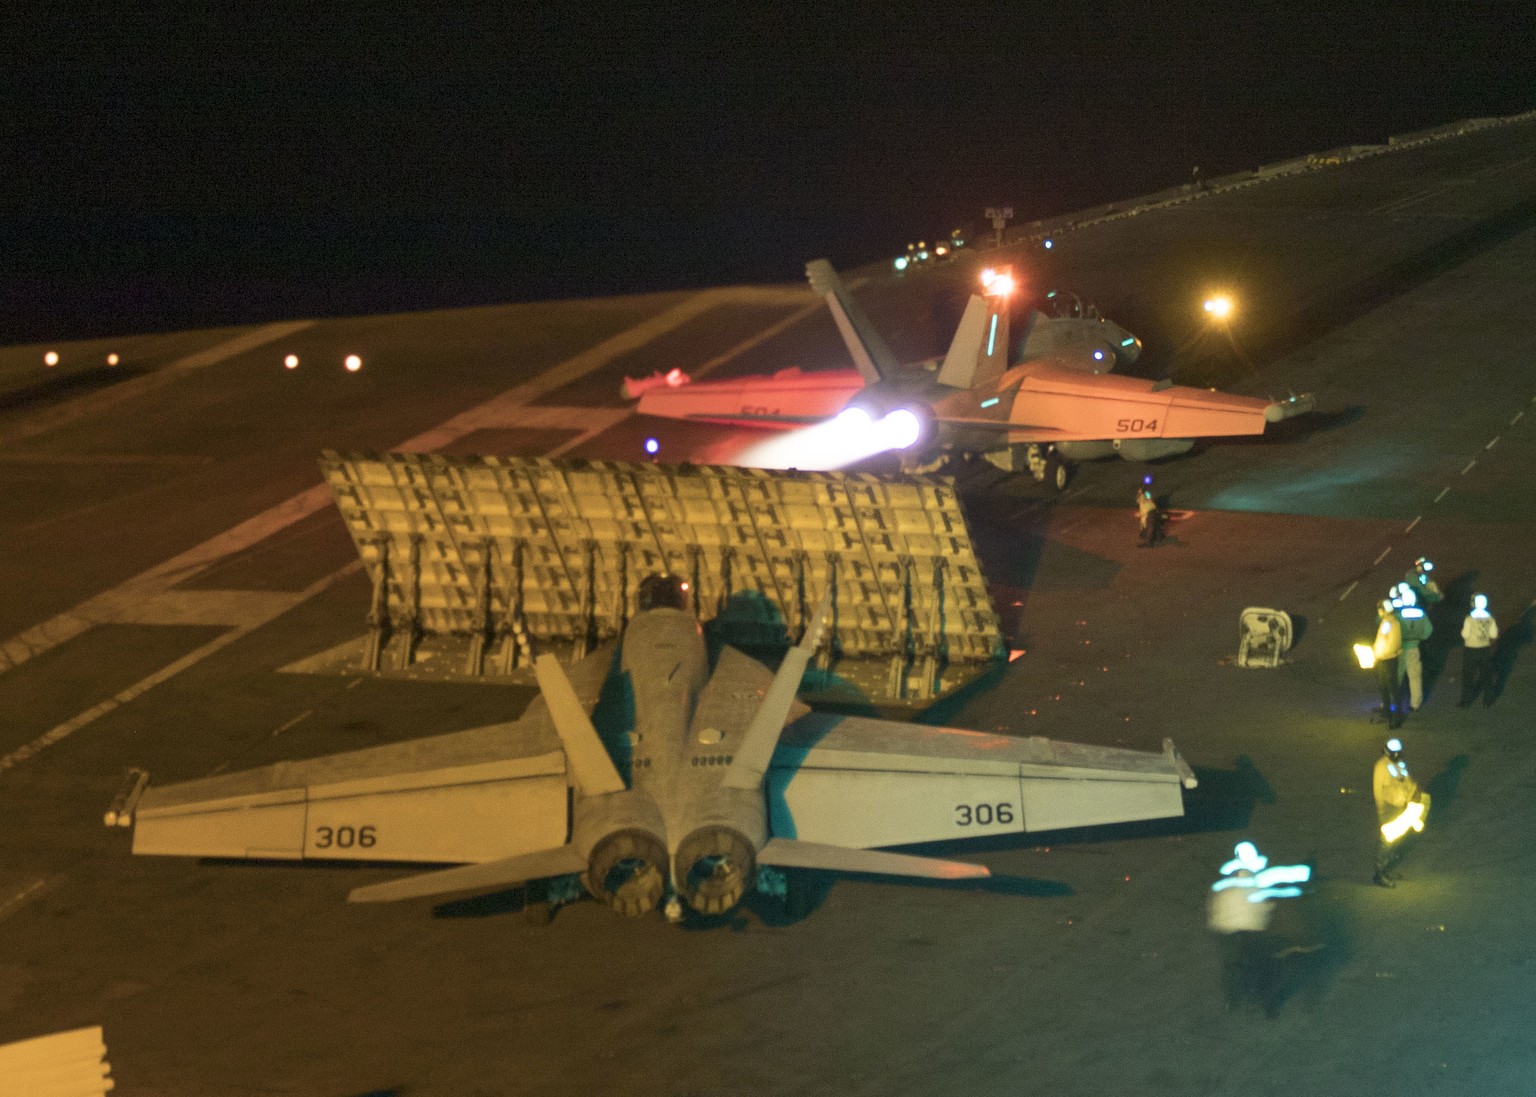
724,588,832,791
534,654,626,796
758,838,989,880
806,260,899,385
348,844,586,904
936,292,1010,390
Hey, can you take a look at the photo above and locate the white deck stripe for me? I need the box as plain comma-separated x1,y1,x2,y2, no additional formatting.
0,562,358,776
0,287,805,774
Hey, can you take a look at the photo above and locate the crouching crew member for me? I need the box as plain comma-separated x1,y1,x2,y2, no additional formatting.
1373,738,1427,888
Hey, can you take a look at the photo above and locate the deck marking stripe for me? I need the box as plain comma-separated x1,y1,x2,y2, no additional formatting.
1339,580,1359,602
1372,546,1392,566
0,877,58,922
0,562,358,777
272,710,314,737
1485,436,1500,450
1460,459,1476,476
0,290,739,678
1403,516,1421,534
1511,411,1524,425
1434,486,1450,503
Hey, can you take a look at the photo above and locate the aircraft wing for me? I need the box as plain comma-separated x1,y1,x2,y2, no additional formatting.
933,364,1313,445
767,713,1195,849
127,644,618,865
634,368,865,429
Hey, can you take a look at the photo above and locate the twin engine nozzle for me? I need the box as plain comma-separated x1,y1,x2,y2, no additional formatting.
583,826,758,918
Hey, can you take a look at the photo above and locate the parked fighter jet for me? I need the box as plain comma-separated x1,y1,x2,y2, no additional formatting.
113,574,1196,922
633,261,1313,489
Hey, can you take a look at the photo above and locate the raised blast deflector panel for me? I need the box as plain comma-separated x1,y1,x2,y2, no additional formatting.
768,714,1187,847
320,454,1004,703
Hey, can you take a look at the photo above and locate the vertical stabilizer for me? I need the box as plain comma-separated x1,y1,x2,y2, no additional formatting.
1018,310,1054,360
724,589,831,791
806,260,899,385
533,654,626,796
936,292,1009,390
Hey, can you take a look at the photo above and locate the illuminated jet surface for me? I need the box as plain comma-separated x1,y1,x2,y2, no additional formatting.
635,261,1313,487
115,574,1195,922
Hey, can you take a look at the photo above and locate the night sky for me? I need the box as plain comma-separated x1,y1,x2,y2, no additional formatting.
4,5,1531,343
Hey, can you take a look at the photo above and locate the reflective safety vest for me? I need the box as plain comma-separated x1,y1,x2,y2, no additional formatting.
1208,884,1275,933
1399,608,1432,648
1373,755,1419,823
1373,615,1403,661
1462,612,1498,649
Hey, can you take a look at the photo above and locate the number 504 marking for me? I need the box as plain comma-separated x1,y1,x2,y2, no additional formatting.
1116,417,1158,433
954,803,1016,827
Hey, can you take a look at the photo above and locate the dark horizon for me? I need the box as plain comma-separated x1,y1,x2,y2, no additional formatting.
5,7,1532,344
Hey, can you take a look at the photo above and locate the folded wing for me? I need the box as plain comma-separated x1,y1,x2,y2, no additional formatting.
931,365,1311,445
768,713,1194,849
130,645,618,867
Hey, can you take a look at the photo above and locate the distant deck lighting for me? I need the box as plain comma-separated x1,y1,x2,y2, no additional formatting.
106,353,120,366
894,256,909,271
1203,294,1234,320
44,350,59,367
344,354,363,372
284,354,300,370
644,437,660,456
1042,238,1053,249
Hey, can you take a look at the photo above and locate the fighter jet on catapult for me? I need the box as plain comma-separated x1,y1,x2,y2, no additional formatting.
632,261,1314,489
110,558,1196,924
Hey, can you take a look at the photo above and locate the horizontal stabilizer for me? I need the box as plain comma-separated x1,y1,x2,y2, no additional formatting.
758,838,989,880
348,844,585,904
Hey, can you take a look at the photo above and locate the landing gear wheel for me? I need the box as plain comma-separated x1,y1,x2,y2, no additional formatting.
1044,454,1070,492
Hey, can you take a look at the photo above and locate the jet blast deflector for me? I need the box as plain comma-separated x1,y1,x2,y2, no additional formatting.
314,452,1005,706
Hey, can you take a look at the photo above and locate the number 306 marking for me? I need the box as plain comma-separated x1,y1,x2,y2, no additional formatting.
313,824,377,849
954,803,1016,827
